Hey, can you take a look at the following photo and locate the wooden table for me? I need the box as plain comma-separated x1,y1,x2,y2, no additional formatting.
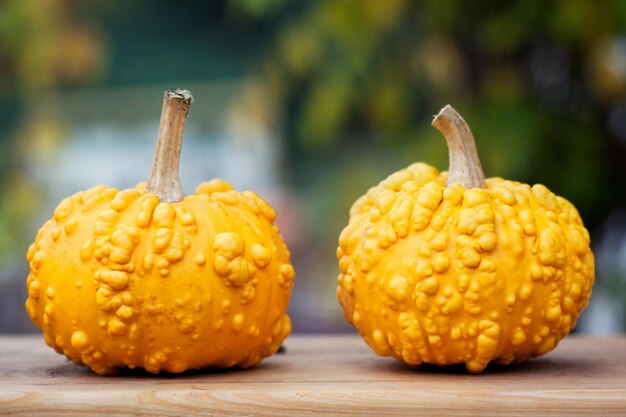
1,335,625,416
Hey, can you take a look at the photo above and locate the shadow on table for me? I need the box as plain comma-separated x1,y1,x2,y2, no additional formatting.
35,354,284,380
376,356,587,376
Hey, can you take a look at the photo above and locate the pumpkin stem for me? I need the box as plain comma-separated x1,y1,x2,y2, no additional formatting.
147,88,194,202
432,105,486,189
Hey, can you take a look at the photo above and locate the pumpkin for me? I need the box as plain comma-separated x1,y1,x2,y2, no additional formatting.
336,105,594,372
25,89,294,374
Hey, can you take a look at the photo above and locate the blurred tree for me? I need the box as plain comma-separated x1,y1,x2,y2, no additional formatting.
0,0,106,268
2,0,626,331
232,0,626,234
230,0,626,330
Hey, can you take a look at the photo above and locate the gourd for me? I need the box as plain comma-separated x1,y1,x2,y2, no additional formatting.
336,105,594,373
25,89,294,374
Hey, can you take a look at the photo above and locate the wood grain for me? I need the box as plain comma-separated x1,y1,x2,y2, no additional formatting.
1,335,625,416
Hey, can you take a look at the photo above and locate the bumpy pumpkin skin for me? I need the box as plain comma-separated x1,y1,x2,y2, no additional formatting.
25,179,293,375
337,163,594,372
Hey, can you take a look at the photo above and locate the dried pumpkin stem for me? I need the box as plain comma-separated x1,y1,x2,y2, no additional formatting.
432,105,486,189
147,88,194,202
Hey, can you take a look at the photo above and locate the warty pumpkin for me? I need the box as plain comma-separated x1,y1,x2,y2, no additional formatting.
25,89,294,374
336,105,594,373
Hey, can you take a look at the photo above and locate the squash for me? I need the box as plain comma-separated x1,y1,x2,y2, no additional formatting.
25,89,294,374
336,105,594,372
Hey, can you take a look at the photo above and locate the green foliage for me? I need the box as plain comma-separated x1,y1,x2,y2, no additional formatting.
1,0,625,330
0,0,105,271
250,0,624,233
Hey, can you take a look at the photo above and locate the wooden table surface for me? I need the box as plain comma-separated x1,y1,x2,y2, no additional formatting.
1,335,625,416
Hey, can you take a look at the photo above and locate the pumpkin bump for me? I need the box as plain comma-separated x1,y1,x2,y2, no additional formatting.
25,89,294,374
337,105,594,372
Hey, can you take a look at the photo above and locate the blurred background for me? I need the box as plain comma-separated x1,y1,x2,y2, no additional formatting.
1,0,625,334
